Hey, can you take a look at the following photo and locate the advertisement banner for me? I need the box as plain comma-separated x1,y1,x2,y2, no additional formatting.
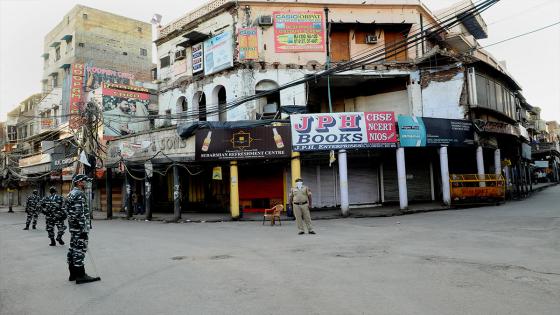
204,31,233,75
195,126,291,161
274,11,325,52
101,82,151,139
69,63,85,130
238,27,258,60
192,43,204,74
84,65,133,90
398,116,474,147
291,112,397,151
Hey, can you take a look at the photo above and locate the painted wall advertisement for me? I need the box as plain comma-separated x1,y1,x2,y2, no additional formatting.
101,82,151,139
398,116,474,147
69,63,85,130
204,31,233,76
273,11,325,52
290,112,397,151
238,27,258,60
192,42,204,74
195,126,291,161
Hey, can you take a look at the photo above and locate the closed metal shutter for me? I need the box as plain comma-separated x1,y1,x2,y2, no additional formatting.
348,160,380,205
301,164,338,208
406,154,432,201
383,160,399,202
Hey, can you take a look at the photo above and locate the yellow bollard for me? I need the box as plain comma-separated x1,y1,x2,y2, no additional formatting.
291,151,301,187
230,161,240,219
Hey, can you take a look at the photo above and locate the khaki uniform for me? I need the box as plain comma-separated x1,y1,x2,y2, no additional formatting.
289,185,313,233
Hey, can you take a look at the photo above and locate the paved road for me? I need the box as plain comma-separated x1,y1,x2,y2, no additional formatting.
1,187,559,315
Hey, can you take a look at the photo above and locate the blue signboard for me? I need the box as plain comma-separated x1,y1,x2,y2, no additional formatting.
398,116,474,147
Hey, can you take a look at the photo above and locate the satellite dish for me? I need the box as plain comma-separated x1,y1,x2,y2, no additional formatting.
150,14,162,26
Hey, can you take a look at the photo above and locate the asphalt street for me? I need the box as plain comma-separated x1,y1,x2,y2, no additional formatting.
1,186,559,315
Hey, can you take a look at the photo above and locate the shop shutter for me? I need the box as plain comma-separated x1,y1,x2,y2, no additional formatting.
348,161,380,205
383,161,399,202
301,164,338,208
406,157,432,201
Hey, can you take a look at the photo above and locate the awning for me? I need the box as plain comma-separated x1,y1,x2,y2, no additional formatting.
50,41,61,47
41,53,50,59
59,64,71,69
182,30,209,43
49,71,58,76
61,34,73,41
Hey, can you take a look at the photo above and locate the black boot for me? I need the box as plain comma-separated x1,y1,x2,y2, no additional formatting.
49,238,56,246
75,266,101,284
68,264,76,281
32,224,36,230
56,236,65,245
23,224,29,230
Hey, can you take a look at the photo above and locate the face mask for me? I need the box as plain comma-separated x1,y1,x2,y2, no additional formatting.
296,182,303,189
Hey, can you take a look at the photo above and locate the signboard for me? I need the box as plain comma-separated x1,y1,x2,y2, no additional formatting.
291,112,397,151
204,31,233,75
101,82,151,139
273,11,325,52
521,143,532,160
238,27,258,60
19,154,51,168
474,120,519,137
84,65,133,90
51,143,78,169
192,43,204,74
173,58,188,76
398,116,474,147
106,128,195,166
534,160,549,168
195,125,291,161
69,63,85,130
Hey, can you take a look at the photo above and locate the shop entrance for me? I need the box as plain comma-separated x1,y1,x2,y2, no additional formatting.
239,164,284,212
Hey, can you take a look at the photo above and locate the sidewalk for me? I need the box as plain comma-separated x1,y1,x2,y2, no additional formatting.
3,182,557,221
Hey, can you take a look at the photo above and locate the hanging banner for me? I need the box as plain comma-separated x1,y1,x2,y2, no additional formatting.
398,116,474,147
204,31,234,75
290,112,397,151
192,43,204,74
195,125,291,161
238,27,258,60
101,82,151,139
273,11,325,52
69,63,85,130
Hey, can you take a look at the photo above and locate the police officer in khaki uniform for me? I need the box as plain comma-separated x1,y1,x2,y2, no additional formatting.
289,178,315,235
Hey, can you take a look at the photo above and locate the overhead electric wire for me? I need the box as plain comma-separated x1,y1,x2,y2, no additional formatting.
479,20,560,49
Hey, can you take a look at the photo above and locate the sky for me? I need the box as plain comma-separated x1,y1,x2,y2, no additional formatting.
1,0,559,122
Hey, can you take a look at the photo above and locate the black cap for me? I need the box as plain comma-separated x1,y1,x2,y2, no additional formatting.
295,178,303,182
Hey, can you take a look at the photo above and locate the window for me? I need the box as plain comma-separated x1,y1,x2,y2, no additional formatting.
140,48,148,56
55,47,61,61
78,42,85,48
177,96,188,113
160,56,171,68
82,13,88,19
52,74,58,88
122,52,128,56
331,30,350,62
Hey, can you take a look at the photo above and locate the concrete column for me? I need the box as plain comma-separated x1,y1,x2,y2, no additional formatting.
494,149,501,176
230,161,240,219
290,151,301,186
173,165,181,222
145,180,152,221
439,147,451,206
106,168,112,219
125,172,133,219
338,149,349,216
396,148,408,210
476,146,485,187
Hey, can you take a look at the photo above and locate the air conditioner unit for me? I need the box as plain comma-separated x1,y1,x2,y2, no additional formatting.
175,50,186,60
365,34,377,44
258,15,273,26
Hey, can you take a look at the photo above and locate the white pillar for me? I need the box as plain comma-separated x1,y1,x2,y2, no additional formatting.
494,149,501,175
476,146,486,187
439,147,451,206
396,148,408,210
338,149,349,216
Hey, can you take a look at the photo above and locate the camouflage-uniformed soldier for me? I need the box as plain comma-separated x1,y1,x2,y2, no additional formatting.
23,190,41,230
43,186,67,246
66,174,100,284
288,178,315,235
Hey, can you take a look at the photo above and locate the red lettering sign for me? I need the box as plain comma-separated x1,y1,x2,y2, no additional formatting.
69,63,84,130
365,111,396,143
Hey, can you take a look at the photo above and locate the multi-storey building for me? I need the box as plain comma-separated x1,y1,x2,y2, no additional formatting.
104,0,552,220
1,5,154,204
